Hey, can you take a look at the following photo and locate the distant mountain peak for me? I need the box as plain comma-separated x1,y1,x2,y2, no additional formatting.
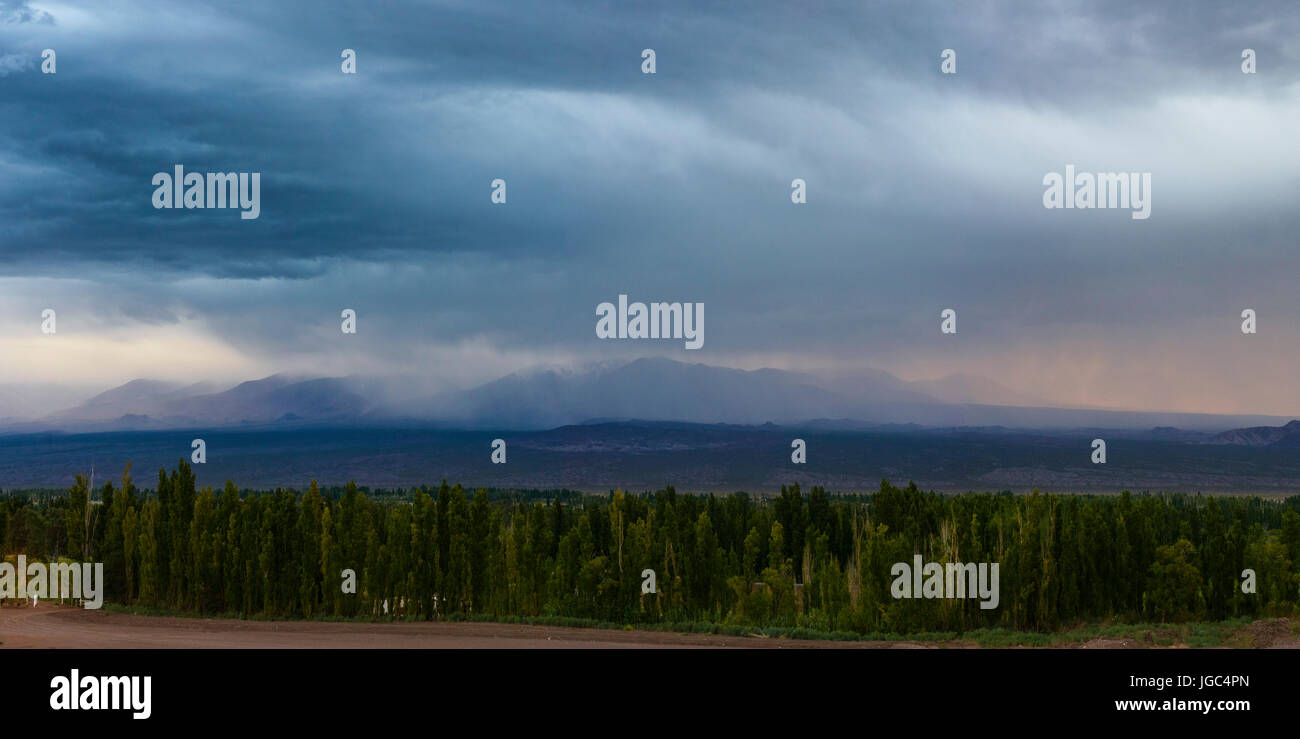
40,375,368,431
1208,420,1300,447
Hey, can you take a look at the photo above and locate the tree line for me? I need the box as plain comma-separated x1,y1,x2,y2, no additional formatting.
2,460,1298,633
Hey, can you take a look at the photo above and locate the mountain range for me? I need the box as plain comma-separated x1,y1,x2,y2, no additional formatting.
1208,420,1300,447
0,358,1293,434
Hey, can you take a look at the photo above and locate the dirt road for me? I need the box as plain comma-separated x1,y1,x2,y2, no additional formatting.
0,603,931,649
7,604,1293,649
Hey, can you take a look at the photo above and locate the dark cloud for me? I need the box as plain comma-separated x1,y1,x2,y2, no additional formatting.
1,0,1298,413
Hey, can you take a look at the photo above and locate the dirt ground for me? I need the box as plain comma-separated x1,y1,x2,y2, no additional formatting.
0,603,934,649
1234,617,1300,648
4,603,1294,649
1074,618,1299,649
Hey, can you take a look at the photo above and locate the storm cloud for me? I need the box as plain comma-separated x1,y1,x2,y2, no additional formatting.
2,0,1299,415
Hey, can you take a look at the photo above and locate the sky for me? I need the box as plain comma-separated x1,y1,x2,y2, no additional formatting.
1,0,1299,416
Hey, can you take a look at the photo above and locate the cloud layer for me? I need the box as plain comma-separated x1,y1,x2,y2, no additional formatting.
2,1,1299,415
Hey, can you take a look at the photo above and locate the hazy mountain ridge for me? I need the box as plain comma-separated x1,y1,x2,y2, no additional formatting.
427,358,857,427
30,375,375,430
3,358,1295,435
1208,420,1300,447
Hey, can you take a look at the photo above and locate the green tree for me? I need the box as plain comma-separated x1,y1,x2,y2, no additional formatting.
1147,539,1205,622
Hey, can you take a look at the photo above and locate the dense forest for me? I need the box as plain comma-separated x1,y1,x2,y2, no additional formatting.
2,461,1298,634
